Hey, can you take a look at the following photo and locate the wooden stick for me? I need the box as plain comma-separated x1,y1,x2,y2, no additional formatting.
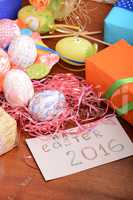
79,33,111,46
41,30,102,39
41,30,110,46
41,33,75,39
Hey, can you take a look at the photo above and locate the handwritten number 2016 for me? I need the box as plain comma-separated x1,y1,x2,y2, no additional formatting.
66,139,124,166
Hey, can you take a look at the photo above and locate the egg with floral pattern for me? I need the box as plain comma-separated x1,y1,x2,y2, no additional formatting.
8,35,37,68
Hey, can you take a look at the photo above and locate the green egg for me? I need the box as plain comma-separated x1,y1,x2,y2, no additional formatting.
26,63,50,80
55,36,98,66
18,5,55,33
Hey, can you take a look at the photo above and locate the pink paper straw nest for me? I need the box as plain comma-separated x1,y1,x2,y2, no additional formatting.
0,73,113,137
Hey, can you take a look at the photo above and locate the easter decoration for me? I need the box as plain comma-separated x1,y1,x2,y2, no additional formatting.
55,36,98,66
18,0,88,34
0,49,11,92
104,0,133,45
0,1,112,137
19,27,59,79
28,90,66,121
0,0,22,20
0,73,112,136
0,19,21,49
26,52,59,79
18,0,62,34
0,48,11,74
17,0,110,73
18,0,104,45
0,107,18,156
8,35,37,69
3,69,34,107
0,17,60,82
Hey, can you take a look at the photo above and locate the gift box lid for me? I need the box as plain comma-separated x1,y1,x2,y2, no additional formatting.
105,7,133,29
86,40,133,85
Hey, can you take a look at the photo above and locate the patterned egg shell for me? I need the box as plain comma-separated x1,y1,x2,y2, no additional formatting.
55,36,98,66
0,48,11,74
3,69,34,107
18,5,55,34
8,35,37,68
0,19,21,49
28,90,66,121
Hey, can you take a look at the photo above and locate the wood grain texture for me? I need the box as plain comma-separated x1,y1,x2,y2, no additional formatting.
0,1,133,200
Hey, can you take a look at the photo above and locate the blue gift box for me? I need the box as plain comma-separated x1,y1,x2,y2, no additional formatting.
104,1,133,45
0,0,22,19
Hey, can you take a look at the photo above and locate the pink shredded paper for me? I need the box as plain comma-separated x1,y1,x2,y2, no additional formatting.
0,73,113,137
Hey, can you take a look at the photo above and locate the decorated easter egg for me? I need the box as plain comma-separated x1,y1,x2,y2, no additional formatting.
0,19,21,49
18,5,55,33
26,63,50,80
28,90,66,121
3,69,34,107
26,53,59,79
0,48,11,74
8,35,37,68
55,36,98,66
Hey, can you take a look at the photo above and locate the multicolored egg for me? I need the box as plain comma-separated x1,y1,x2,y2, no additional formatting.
18,5,55,34
55,36,98,66
8,35,37,68
0,19,21,49
26,53,59,79
0,48,11,74
3,69,34,107
28,90,66,121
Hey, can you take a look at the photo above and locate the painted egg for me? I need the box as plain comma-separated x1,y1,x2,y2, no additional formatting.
0,19,21,49
55,36,98,66
18,5,55,33
0,48,11,74
3,69,34,107
26,53,59,79
28,90,66,121
8,35,37,68
26,63,50,80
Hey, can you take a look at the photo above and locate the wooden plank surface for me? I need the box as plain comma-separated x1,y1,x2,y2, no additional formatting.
0,1,133,200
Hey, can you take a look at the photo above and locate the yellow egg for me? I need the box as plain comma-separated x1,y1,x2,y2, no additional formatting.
55,36,98,66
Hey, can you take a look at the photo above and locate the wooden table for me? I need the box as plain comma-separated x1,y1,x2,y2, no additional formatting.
0,1,133,200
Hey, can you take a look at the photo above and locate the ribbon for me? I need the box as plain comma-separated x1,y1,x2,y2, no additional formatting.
116,102,133,116
115,0,133,11
104,77,133,116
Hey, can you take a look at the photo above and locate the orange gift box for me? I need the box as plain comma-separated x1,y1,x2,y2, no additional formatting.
85,40,133,125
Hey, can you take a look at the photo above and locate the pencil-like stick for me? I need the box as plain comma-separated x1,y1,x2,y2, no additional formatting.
41,30,102,39
79,33,110,46
41,30,110,46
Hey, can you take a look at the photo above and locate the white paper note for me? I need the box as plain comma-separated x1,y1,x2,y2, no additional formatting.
26,117,133,181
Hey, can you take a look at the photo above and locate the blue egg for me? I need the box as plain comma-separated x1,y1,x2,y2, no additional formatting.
28,90,66,122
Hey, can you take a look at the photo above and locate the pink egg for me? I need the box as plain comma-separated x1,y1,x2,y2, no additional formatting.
0,48,10,74
0,19,21,49
3,69,34,107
